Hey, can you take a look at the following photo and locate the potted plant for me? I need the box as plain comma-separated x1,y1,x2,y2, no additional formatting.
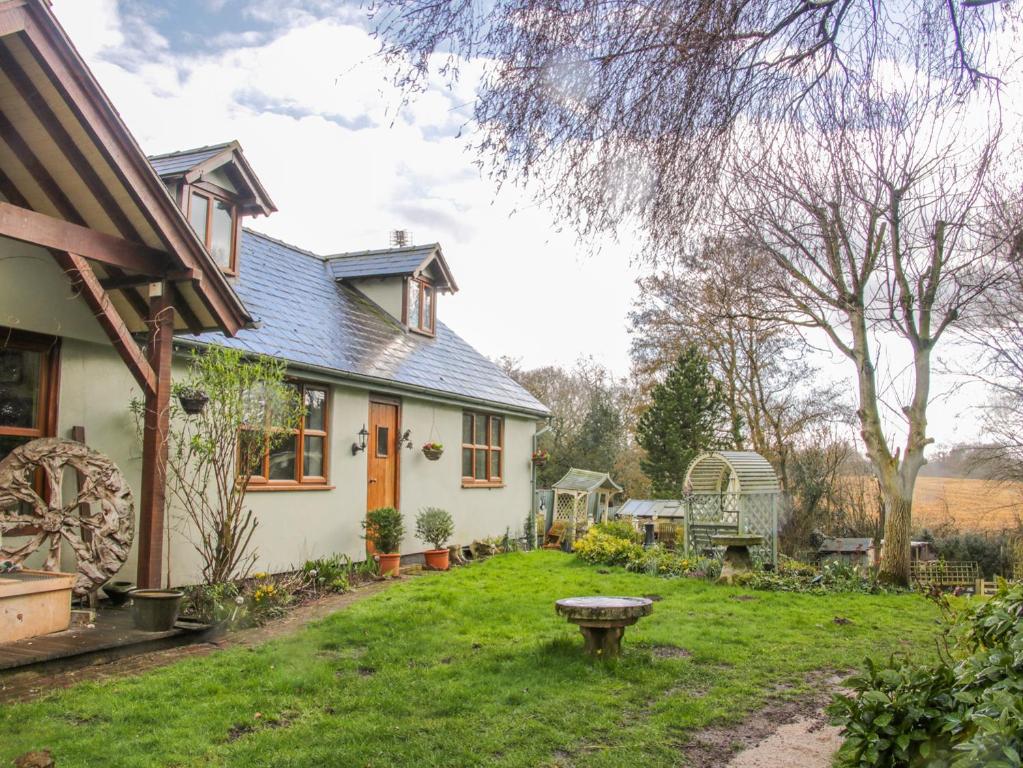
421,441,444,461
363,507,405,576
130,588,185,631
532,449,550,467
175,385,209,415
416,507,455,570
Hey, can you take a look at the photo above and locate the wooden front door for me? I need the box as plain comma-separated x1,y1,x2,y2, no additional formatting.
367,399,400,531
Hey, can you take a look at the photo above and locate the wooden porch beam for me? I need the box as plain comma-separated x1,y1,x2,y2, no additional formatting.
99,269,195,291
51,251,157,398
136,285,174,589
0,200,166,275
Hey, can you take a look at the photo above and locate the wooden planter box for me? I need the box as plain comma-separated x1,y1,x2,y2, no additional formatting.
0,569,75,644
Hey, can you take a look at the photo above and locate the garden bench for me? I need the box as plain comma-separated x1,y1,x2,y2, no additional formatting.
688,523,740,555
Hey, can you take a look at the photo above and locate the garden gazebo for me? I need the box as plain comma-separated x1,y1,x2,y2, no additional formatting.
552,468,622,544
683,451,781,565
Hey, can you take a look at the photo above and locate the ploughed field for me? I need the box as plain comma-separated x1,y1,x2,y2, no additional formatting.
841,475,1023,532
0,552,941,767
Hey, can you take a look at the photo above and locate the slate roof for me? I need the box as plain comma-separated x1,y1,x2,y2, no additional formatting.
189,230,549,416
149,143,233,176
326,246,439,281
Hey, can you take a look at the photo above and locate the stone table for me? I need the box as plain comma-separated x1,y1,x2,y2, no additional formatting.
711,534,764,584
555,596,653,658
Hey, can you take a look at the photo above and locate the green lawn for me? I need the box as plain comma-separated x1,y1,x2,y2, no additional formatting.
1,552,941,767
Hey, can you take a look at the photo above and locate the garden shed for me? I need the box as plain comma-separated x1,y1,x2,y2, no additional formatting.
683,451,781,565
552,469,622,544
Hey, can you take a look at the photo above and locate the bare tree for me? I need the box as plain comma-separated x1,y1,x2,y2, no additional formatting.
714,73,1012,582
373,0,1014,245
630,238,848,493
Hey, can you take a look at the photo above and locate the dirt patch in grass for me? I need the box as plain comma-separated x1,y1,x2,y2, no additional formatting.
680,673,844,768
647,645,692,659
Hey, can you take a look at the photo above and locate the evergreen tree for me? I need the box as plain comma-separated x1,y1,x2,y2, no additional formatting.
637,346,729,498
568,388,624,473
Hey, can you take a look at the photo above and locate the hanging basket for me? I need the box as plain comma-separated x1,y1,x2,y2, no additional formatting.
532,452,549,468
422,445,444,461
177,390,209,415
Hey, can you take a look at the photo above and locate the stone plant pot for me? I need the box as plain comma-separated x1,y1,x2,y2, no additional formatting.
424,548,450,571
131,589,184,631
102,580,136,607
377,553,401,577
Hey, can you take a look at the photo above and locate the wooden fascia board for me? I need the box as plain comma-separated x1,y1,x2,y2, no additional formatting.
17,2,251,336
52,250,157,397
184,144,276,216
0,200,167,274
415,247,459,294
0,3,27,38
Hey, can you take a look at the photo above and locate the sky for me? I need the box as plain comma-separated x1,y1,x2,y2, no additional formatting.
49,0,1000,450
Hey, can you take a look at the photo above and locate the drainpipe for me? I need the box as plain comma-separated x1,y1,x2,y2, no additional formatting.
530,419,552,549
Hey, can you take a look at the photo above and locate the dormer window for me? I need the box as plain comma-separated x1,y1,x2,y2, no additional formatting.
406,277,436,335
148,141,277,277
188,189,237,274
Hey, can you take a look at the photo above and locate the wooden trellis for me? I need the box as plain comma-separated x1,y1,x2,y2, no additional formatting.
552,468,622,545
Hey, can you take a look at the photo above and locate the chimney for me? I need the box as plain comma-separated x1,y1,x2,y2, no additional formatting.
389,229,412,248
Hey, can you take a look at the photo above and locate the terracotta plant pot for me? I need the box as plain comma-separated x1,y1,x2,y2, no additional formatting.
377,552,401,577
424,548,450,571
422,447,443,461
130,589,184,631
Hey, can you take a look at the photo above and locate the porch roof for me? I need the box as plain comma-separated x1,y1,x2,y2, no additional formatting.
0,0,251,336
553,468,622,493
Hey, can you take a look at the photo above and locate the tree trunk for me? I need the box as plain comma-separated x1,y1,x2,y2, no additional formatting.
877,482,913,585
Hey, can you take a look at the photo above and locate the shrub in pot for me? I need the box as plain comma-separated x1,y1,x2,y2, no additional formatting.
416,507,455,570
363,507,405,576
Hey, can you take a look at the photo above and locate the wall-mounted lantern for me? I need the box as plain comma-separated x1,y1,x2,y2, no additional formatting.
351,425,369,456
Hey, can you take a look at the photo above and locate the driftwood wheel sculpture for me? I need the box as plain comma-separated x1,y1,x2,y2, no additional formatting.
0,438,135,596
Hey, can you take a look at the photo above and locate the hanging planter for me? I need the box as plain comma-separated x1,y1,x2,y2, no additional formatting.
422,442,444,461
532,449,550,468
177,387,209,415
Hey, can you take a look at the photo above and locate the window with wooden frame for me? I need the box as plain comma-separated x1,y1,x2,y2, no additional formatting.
0,328,60,466
0,329,60,526
187,186,239,274
245,382,331,489
406,277,436,335
461,411,503,487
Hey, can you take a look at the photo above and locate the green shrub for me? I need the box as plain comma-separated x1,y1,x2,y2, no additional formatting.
416,507,455,550
573,530,720,578
573,528,644,566
830,582,1023,767
363,507,405,553
929,533,1016,579
593,520,641,543
303,553,352,593
624,545,721,579
181,581,244,625
735,560,894,594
